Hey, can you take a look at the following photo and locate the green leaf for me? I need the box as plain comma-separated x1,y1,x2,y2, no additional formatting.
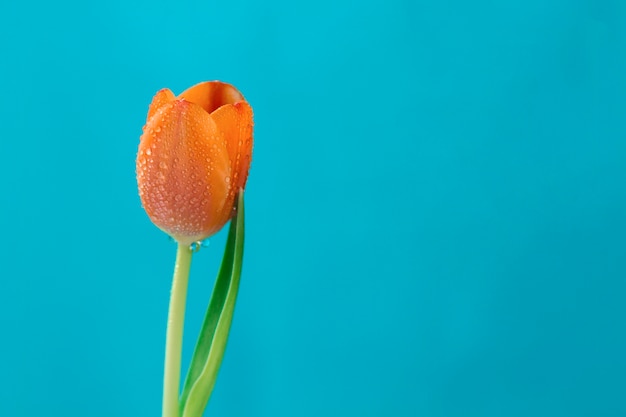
179,191,245,417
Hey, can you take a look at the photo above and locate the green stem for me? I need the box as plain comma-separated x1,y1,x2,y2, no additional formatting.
163,243,193,417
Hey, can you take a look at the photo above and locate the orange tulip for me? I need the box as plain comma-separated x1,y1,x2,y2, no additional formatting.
136,81,253,245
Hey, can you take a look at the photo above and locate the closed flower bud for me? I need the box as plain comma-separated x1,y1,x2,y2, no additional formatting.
137,81,253,245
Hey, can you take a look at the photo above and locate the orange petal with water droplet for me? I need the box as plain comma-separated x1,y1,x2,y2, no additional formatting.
212,100,253,191
146,88,176,122
137,99,231,245
209,101,253,228
179,81,244,114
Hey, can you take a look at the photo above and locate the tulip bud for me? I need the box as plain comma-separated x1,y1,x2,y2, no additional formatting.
137,81,253,245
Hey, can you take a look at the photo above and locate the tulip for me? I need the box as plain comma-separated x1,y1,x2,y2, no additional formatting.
137,81,253,245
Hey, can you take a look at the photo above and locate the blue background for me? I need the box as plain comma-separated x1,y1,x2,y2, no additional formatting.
1,0,625,416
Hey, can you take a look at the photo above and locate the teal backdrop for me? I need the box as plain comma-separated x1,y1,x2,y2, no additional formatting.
1,1,625,416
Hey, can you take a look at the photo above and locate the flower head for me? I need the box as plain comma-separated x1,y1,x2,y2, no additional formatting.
136,81,253,245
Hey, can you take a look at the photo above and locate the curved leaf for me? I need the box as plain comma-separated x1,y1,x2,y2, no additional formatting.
179,191,245,417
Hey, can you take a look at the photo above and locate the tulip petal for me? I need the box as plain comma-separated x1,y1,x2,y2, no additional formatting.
211,101,254,193
179,81,244,114
146,88,176,122
137,99,231,244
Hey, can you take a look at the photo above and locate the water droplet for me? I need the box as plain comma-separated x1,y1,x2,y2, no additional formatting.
159,161,168,169
201,239,210,248
189,241,201,252
155,126,161,133
146,148,152,156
